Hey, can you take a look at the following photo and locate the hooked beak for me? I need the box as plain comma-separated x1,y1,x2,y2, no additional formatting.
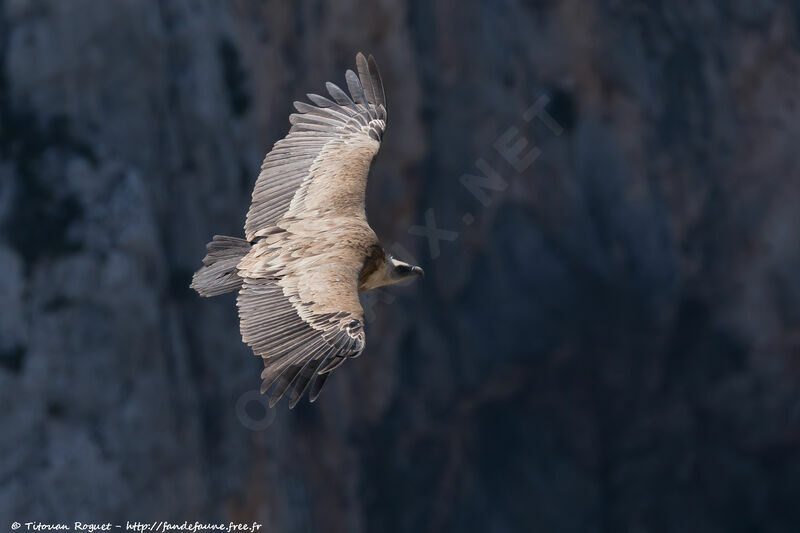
411,266,425,277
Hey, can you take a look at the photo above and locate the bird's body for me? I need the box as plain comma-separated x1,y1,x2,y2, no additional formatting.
191,53,423,407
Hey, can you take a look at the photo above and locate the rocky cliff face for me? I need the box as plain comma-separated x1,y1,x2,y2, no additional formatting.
2,1,800,532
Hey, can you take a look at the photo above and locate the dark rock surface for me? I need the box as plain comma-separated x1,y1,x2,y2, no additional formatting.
1,1,799,532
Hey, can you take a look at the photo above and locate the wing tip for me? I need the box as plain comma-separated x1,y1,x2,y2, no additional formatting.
345,69,369,108
362,53,385,110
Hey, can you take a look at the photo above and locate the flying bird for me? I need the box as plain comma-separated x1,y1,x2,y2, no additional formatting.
191,53,424,408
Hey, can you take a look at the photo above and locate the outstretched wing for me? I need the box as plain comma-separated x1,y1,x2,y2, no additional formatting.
237,246,367,408
244,52,387,240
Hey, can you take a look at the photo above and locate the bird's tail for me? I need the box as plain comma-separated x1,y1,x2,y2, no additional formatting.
190,235,251,297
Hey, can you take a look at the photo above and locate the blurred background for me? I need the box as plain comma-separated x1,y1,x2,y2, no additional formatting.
2,0,800,532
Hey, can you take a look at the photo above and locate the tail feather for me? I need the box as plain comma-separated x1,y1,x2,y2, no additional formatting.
191,235,250,297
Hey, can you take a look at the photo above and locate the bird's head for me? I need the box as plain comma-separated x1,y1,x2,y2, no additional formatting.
388,256,425,283
359,252,424,291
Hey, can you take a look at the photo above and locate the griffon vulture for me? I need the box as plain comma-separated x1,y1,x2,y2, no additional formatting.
191,53,423,408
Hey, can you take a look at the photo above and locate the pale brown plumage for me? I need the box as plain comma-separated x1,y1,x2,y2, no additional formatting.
191,53,422,408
